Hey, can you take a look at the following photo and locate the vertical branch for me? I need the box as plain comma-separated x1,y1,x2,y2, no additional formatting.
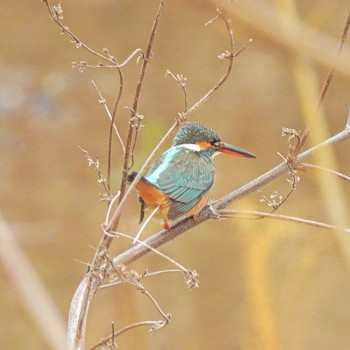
67,3,167,348
107,0,166,235
107,68,124,193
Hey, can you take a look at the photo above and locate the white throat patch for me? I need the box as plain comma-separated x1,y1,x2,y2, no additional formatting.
178,143,201,152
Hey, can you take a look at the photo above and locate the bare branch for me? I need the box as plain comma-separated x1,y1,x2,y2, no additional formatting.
184,7,235,116
217,209,350,233
107,0,167,235
165,70,189,112
91,81,125,155
88,321,164,350
72,48,144,70
295,9,350,154
78,146,111,200
108,230,188,272
111,115,350,268
100,269,183,289
43,0,116,64
107,68,124,193
302,163,350,182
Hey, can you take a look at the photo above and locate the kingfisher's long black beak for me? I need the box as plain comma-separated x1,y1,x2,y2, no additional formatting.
215,142,257,158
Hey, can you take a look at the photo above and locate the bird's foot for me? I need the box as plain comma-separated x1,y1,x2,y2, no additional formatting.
163,221,172,230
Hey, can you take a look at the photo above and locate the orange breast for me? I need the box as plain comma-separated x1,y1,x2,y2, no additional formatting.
136,177,170,221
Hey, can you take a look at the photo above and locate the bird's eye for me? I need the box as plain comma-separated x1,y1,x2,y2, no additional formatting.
210,140,221,147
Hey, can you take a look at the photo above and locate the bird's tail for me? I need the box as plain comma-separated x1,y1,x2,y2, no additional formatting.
126,171,145,224
127,171,138,184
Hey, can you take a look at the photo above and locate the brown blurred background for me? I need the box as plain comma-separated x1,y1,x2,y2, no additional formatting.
1,0,350,349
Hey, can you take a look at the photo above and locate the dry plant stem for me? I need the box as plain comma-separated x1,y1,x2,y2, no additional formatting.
106,257,171,323
43,0,128,192
185,8,235,116
100,269,183,289
133,205,160,243
111,116,350,267
108,230,187,271
295,9,350,153
91,81,125,155
43,0,118,64
72,48,144,69
106,0,166,237
88,321,162,350
165,70,189,112
106,7,236,233
301,163,350,182
104,68,124,193
218,210,350,233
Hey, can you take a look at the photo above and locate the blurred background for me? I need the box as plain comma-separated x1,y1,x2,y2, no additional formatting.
1,0,350,349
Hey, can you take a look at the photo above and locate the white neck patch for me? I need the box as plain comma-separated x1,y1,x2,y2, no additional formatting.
178,143,201,152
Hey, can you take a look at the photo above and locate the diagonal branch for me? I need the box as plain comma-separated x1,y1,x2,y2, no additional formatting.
111,115,350,268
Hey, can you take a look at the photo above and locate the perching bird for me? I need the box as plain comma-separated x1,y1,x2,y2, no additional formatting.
135,122,256,230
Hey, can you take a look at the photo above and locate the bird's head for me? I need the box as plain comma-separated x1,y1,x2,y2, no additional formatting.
173,122,257,159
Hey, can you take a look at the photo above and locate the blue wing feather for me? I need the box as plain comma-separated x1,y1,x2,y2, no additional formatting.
144,147,214,220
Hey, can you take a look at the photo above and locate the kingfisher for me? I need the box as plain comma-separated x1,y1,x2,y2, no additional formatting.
134,122,256,230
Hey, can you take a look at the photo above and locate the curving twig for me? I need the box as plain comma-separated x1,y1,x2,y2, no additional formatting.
87,320,164,350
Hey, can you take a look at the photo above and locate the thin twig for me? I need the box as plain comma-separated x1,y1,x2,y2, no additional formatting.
91,81,125,154
43,0,116,64
217,209,350,232
165,70,189,112
109,230,187,272
133,206,159,244
295,9,350,154
107,0,166,236
107,67,125,193
302,163,350,182
72,48,144,70
104,191,121,227
79,146,110,199
87,321,163,350
185,7,235,116
141,287,171,322
99,269,183,289
43,0,130,195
